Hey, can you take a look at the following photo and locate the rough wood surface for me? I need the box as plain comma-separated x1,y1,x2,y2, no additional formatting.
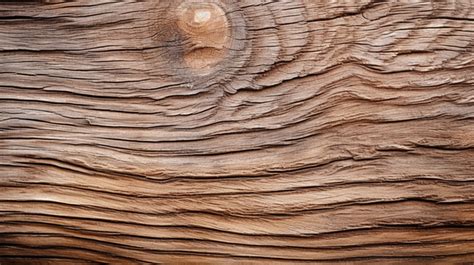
1,0,474,264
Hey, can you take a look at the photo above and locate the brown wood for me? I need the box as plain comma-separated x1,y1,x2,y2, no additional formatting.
1,0,474,264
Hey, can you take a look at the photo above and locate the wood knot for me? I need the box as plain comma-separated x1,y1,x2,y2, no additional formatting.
177,1,230,73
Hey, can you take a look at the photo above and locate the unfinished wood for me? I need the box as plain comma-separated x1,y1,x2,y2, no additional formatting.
0,0,473,264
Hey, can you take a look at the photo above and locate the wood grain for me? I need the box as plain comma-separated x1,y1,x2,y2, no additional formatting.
0,0,473,264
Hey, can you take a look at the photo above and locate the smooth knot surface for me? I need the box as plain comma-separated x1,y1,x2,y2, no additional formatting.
176,1,230,72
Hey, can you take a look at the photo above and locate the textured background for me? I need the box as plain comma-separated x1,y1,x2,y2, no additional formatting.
1,0,474,264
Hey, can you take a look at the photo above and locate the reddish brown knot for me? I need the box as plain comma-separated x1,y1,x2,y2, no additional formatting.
176,1,230,73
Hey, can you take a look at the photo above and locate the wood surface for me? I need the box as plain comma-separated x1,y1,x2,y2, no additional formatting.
1,0,474,264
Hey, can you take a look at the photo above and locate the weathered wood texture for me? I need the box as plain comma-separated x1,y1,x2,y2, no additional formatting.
1,0,474,264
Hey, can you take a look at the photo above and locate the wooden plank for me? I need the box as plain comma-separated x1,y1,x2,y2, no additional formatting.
0,0,473,263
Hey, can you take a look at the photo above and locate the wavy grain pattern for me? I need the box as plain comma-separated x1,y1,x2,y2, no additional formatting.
1,0,474,264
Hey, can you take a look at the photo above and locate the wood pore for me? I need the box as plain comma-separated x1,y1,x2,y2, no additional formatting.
1,0,474,264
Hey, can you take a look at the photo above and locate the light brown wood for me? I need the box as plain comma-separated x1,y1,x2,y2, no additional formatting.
0,0,474,264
